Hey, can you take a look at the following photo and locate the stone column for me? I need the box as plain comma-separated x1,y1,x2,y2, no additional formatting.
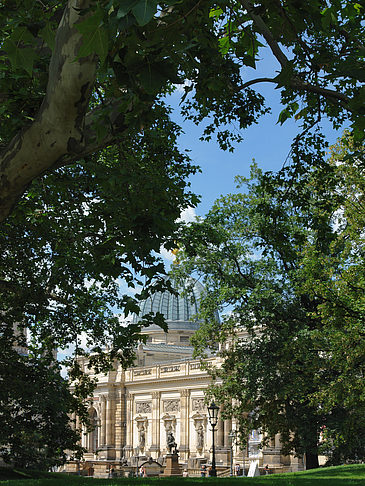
104,389,117,459
82,425,87,449
105,393,112,446
75,414,81,446
217,418,225,447
100,395,106,446
111,390,116,447
275,433,281,449
179,389,190,459
223,418,232,447
150,391,160,457
124,393,134,457
115,388,125,460
70,412,76,430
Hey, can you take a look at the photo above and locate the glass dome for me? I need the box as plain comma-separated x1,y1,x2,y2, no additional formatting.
132,277,206,331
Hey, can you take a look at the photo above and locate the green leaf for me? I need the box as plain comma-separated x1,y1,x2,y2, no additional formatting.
277,102,299,125
209,7,223,19
76,10,109,63
132,0,158,26
3,27,36,76
7,26,35,44
117,0,138,18
219,36,230,55
118,13,137,31
3,41,36,76
39,23,55,51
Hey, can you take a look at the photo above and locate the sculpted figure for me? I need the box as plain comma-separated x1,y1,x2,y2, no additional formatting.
167,431,177,454
197,424,204,449
139,424,146,449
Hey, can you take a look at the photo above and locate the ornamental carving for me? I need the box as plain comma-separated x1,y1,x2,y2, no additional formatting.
163,399,180,412
192,398,206,412
134,369,152,376
136,402,152,414
161,365,180,373
162,414,176,440
190,362,201,370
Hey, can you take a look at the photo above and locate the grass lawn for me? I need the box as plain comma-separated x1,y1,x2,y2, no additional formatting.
0,465,364,486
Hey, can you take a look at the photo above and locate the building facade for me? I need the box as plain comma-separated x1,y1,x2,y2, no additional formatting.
65,279,304,477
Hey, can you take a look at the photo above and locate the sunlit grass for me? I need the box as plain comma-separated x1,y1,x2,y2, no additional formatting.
0,464,364,486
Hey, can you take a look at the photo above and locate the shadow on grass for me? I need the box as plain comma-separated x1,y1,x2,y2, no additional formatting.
0,464,364,486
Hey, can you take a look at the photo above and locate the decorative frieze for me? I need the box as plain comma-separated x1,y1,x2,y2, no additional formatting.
136,401,152,414
163,399,180,412
161,365,180,373
134,369,152,376
190,362,201,370
192,398,206,412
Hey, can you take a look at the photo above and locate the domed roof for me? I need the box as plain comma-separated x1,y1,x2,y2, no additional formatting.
132,277,206,331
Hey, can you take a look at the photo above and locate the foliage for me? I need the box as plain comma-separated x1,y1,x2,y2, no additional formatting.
0,0,364,220
175,134,365,467
292,135,365,464
0,0,364,468
0,348,84,470
0,104,198,466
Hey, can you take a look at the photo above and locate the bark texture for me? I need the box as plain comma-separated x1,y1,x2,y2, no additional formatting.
0,0,99,223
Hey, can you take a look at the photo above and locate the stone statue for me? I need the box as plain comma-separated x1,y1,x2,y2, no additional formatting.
139,424,146,449
197,424,204,449
167,431,177,454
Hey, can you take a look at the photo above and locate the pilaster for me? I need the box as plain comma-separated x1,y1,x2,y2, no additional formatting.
179,389,190,459
100,395,106,446
114,387,125,460
125,392,134,456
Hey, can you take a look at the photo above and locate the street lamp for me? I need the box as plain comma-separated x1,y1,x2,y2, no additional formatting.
228,429,237,476
135,446,140,477
207,401,219,477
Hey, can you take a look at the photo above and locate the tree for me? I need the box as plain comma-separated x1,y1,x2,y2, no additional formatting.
1,0,364,222
0,108,198,466
0,347,85,469
175,136,365,467
294,135,365,464
0,0,364,467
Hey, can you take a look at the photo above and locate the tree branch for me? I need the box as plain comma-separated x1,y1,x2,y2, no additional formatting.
238,0,351,110
290,79,350,105
239,0,289,68
0,0,97,223
239,77,277,89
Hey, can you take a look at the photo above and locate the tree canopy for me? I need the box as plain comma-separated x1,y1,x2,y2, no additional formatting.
0,348,84,469
0,0,364,468
175,134,365,467
1,0,364,221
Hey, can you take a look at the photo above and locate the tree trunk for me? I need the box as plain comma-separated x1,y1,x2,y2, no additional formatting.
305,451,319,469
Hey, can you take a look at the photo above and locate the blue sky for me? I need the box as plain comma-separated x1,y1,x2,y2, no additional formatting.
167,52,347,218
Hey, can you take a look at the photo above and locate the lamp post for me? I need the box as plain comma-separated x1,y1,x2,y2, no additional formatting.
228,429,237,476
135,447,140,477
207,401,219,477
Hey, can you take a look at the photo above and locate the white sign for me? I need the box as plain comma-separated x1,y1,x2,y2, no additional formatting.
247,460,260,477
